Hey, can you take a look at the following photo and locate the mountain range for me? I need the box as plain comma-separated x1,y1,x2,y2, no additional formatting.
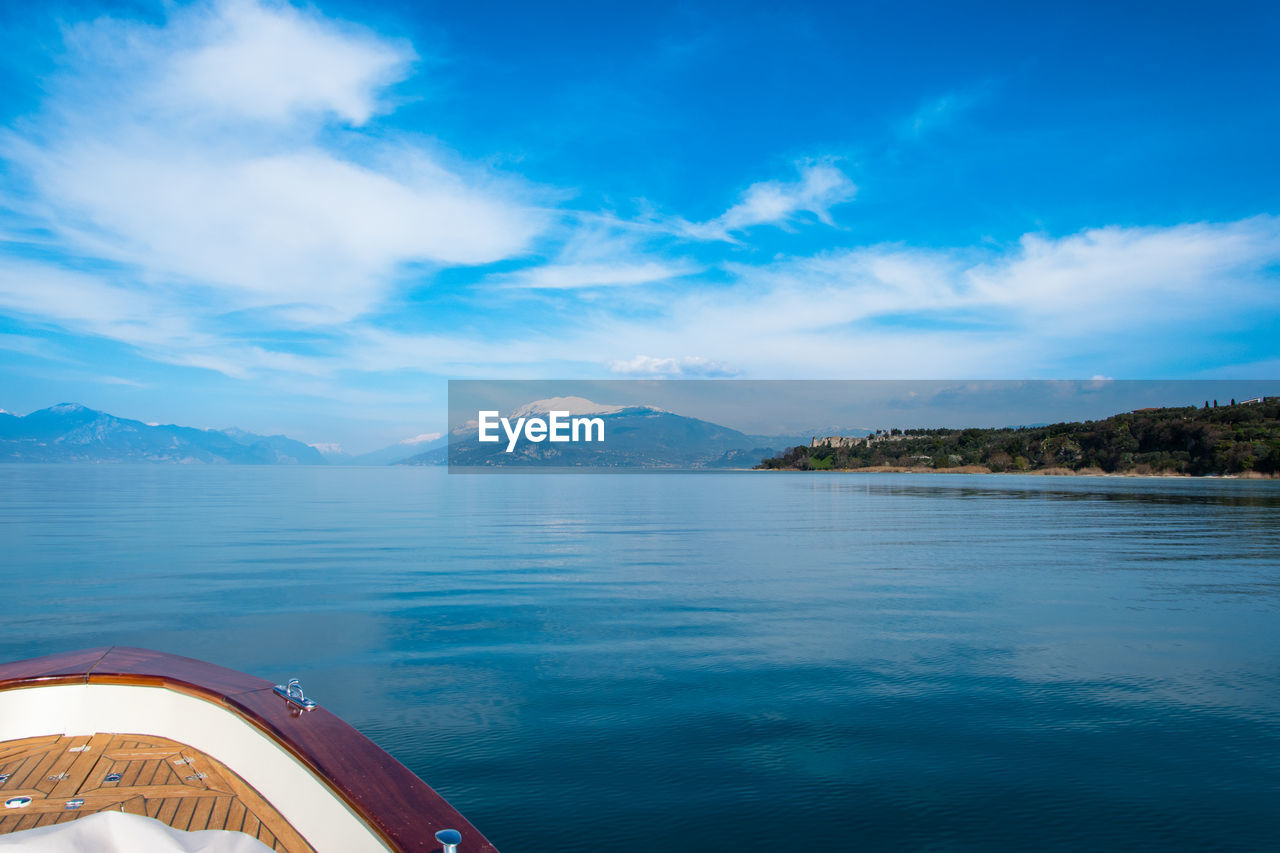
0,404,329,464
406,397,808,468
0,401,817,467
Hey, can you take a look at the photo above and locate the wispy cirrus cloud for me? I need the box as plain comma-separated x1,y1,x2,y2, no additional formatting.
0,332,73,362
321,217,1280,382
668,217,1280,375
676,162,857,241
501,261,698,289
495,220,699,289
702,216,1270,377
0,255,344,379
899,87,989,139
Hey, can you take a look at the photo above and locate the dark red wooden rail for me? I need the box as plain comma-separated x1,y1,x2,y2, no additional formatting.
0,647,498,853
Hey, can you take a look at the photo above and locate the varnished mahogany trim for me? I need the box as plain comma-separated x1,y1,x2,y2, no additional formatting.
0,647,498,852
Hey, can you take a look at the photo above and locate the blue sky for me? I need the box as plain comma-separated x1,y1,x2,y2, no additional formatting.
1,0,1278,451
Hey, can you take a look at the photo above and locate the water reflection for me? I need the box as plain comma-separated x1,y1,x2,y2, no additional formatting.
824,473,1280,507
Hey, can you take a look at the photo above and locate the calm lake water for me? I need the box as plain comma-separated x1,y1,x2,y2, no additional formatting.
2,466,1279,851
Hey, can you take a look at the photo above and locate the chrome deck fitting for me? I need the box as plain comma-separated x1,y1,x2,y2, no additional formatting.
272,678,318,711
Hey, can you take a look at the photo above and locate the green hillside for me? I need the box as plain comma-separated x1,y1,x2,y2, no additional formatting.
757,398,1280,476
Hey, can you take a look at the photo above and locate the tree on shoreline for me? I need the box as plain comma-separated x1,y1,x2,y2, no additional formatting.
757,399,1280,476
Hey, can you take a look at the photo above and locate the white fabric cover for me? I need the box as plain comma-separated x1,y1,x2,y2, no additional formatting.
0,810,274,851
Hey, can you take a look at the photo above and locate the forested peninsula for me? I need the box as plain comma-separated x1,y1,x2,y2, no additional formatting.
757,398,1280,476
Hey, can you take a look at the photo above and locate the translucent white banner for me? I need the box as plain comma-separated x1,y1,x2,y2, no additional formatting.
445,380,1280,473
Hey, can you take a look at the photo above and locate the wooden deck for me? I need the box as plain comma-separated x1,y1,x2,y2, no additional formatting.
0,647,499,852
0,731,314,850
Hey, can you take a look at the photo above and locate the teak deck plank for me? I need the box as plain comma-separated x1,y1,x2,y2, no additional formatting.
172,795,197,832
226,798,247,833
104,747,183,760
14,744,62,790
0,646,499,852
0,733,314,852
208,794,231,831
198,749,312,852
0,735,61,763
122,757,154,788
154,796,180,826
189,796,214,833
49,733,111,798
12,814,39,833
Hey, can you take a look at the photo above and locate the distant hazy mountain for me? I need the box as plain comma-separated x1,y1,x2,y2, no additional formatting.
402,398,805,468
0,404,325,464
0,401,810,467
218,426,327,464
346,432,448,466
798,426,875,440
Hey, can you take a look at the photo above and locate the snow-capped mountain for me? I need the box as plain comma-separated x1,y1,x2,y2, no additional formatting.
401,397,802,468
508,396,642,418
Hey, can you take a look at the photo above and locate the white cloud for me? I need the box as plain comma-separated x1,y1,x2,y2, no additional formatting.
970,219,1280,326
0,258,353,380
574,217,1280,379
609,355,739,377
9,211,1272,388
160,0,411,125
399,432,441,445
0,333,71,362
496,218,700,289
500,261,697,289
679,163,857,241
274,216,1280,384
19,145,543,320
3,0,547,328
721,217,1280,337
0,259,200,348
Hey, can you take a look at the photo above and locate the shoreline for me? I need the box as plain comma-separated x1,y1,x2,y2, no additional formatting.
751,465,1278,479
